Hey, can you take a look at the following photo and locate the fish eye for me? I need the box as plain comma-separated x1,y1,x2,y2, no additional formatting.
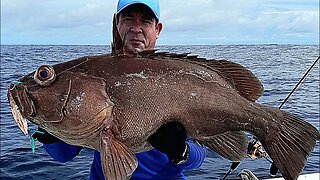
39,69,48,79
34,65,56,86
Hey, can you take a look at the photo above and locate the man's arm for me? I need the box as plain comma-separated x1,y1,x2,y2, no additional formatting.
33,128,82,163
43,141,82,163
177,139,207,169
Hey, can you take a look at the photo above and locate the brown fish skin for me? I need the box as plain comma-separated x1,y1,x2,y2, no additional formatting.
8,53,319,180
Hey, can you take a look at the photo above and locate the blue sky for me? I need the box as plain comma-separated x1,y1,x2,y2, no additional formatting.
1,0,319,45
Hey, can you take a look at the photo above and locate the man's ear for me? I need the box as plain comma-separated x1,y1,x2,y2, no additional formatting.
156,22,163,39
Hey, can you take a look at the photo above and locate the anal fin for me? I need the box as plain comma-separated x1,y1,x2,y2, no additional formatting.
201,131,247,161
100,129,138,180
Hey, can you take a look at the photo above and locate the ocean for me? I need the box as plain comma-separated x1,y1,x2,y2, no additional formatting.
1,45,319,179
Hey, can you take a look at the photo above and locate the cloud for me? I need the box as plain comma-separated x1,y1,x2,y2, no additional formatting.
1,0,117,44
2,0,115,31
159,0,319,44
161,0,256,31
1,0,319,45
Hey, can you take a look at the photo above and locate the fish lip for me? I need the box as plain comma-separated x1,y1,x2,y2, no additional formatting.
8,83,36,136
8,89,28,136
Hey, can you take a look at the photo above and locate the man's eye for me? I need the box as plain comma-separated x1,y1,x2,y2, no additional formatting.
123,17,134,22
142,19,152,24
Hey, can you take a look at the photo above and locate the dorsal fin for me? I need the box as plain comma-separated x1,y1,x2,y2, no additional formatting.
137,51,263,101
199,60,264,101
138,50,206,61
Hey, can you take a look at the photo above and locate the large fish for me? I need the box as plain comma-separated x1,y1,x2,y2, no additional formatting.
7,51,319,180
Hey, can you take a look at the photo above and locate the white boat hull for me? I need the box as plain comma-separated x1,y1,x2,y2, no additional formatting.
263,173,319,180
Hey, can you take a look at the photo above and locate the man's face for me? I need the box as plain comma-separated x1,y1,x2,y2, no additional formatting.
117,6,162,53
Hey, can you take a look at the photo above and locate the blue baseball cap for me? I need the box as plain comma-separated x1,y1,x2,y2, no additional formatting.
117,0,160,20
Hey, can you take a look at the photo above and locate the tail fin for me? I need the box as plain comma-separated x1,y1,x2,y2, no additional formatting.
261,110,319,180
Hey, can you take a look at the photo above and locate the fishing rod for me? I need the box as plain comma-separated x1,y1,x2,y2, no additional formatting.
221,56,319,180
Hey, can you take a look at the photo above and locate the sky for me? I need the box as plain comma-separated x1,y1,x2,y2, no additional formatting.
1,0,319,45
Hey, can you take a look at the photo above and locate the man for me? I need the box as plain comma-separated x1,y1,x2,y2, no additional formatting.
115,0,162,54
33,0,207,179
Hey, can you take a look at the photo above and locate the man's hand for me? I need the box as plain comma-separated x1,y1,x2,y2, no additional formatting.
32,127,60,144
148,122,188,164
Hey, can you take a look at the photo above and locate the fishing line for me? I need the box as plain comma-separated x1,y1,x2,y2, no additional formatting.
10,81,22,90
56,57,92,76
279,56,319,109
30,130,45,154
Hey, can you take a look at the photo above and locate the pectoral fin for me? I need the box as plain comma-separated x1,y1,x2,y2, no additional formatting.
202,131,247,161
100,130,138,180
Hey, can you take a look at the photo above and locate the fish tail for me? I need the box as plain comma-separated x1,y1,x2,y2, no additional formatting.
261,109,319,180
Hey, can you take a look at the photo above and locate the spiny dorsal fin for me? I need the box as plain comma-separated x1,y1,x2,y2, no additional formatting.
138,49,158,55
138,50,206,61
203,60,264,101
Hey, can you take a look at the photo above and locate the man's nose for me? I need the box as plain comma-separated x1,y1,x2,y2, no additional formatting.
130,20,142,33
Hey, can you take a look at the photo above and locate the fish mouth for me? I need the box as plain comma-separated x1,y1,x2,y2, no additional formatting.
8,83,36,136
